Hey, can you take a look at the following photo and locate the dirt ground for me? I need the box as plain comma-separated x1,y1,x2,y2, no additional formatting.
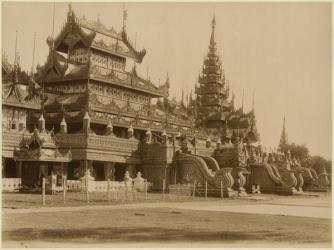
2,192,332,248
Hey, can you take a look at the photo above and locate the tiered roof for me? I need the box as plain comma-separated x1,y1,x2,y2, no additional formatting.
38,5,167,98
196,16,232,122
2,58,41,110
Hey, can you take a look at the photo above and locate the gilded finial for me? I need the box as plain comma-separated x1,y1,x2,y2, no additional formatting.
212,14,216,29
210,15,216,46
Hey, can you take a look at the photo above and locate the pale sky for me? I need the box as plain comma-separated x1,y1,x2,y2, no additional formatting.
2,2,332,159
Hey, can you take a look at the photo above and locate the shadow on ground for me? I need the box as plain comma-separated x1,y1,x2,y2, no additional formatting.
3,227,285,244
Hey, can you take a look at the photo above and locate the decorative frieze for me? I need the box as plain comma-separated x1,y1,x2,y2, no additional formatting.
46,83,87,94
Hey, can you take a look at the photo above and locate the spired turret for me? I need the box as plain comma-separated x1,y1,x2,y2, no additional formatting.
196,16,232,130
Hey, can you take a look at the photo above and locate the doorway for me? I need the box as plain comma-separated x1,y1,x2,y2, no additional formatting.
114,163,126,181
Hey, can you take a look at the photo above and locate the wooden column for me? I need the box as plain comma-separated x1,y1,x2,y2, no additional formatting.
15,161,22,178
104,162,115,181
126,164,136,178
2,158,6,177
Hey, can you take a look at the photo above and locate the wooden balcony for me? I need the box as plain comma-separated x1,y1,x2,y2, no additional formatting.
55,133,141,163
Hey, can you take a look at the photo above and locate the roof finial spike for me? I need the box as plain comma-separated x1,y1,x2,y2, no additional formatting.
14,30,18,66
212,14,216,29
30,32,36,75
52,2,56,40
13,30,19,84
181,81,185,106
122,4,128,31
134,32,137,50
210,14,216,46
242,88,244,112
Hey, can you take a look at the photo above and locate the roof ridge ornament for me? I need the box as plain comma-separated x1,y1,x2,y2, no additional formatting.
122,4,128,32
210,14,216,47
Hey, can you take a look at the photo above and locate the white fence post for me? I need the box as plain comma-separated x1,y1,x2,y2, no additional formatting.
42,177,46,206
192,181,196,199
220,181,223,199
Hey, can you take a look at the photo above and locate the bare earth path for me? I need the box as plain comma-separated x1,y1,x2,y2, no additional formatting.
2,193,332,247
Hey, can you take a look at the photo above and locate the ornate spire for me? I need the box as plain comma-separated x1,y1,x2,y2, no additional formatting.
278,116,288,152
210,15,216,47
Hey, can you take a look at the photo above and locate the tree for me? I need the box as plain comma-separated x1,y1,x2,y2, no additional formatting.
286,143,309,160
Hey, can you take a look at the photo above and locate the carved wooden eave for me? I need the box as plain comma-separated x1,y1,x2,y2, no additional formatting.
40,50,69,80
121,30,146,63
2,82,41,110
2,57,13,76
45,93,88,111
13,129,72,162
78,14,145,63
53,9,96,54
89,69,166,98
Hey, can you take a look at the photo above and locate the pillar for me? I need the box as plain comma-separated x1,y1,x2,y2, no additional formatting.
104,162,115,181
126,164,136,178
2,158,6,177
15,161,22,178
39,163,48,186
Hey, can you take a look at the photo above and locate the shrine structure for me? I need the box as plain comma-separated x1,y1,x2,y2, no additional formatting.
2,6,329,195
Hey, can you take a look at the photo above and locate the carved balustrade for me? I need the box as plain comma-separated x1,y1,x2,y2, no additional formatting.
2,178,22,192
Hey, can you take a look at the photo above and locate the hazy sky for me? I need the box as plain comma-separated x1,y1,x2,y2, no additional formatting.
2,2,332,159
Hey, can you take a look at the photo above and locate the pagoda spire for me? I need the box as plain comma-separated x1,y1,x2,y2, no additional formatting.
278,116,288,153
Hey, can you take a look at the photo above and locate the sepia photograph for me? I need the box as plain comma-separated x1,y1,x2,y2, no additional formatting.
1,1,332,248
